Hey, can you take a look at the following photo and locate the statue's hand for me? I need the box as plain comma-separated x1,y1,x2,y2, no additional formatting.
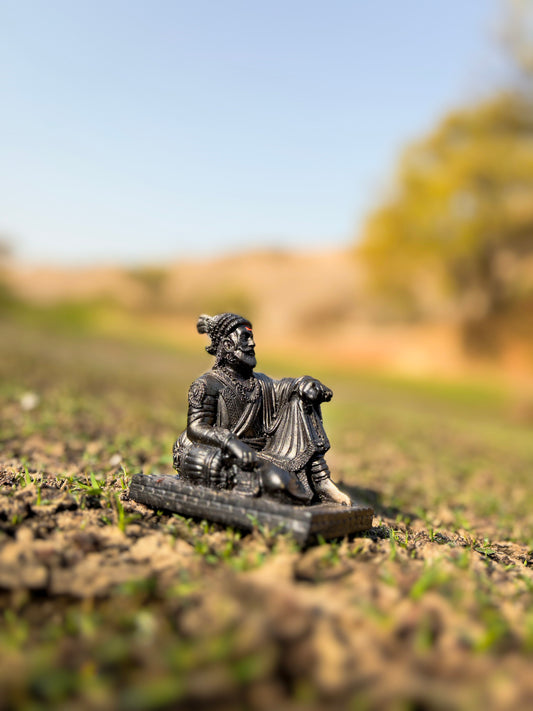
298,377,332,403
317,382,333,402
226,437,258,471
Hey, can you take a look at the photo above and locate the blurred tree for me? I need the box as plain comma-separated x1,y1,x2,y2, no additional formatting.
359,1,533,338
0,236,12,262
127,266,169,310
359,92,533,325
500,0,533,83
0,236,15,311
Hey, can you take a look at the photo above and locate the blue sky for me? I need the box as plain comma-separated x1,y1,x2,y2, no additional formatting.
1,0,505,265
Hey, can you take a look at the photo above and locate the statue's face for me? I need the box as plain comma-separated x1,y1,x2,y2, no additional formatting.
224,325,256,369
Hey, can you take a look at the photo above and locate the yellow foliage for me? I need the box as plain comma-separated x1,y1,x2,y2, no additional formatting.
359,92,533,322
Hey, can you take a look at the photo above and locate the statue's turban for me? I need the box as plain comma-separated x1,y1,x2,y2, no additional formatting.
197,313,252,355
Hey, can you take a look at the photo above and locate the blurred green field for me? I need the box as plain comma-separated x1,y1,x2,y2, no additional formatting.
1,316,533,710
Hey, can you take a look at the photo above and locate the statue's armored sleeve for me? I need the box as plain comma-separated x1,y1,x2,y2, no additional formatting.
186,374,234,450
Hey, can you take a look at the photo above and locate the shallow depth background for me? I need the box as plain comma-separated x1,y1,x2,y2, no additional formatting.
1,1,533,709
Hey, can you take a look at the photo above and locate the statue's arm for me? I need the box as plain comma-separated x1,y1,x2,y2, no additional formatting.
185,377,233,449
185,376,257,469
268,374,332,404
187,405,232,449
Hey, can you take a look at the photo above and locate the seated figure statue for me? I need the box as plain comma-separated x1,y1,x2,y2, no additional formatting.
173,313,351,506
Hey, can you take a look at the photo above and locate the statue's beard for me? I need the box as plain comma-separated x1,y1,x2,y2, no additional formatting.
227,348,256,372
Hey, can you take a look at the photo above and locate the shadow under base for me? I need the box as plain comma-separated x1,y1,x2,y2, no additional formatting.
129,473,374,544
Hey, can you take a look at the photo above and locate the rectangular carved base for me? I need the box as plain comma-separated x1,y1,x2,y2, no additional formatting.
129,474,374,544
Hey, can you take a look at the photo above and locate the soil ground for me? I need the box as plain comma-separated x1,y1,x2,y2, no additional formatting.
1,317,533,710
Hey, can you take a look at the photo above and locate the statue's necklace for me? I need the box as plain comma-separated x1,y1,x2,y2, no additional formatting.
220,369,260,402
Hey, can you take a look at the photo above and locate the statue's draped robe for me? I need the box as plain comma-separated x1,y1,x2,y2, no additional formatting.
174,369,330,491
257,374,330,472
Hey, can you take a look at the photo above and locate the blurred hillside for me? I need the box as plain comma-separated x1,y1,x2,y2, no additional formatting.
2,245,533,380
1,249,361,338
0,249,368,360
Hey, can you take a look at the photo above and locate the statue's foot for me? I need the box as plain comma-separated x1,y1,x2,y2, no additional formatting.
314,478,352,506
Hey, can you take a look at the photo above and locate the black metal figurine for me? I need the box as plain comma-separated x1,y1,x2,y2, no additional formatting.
173,313,350,505
129,313,373,542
